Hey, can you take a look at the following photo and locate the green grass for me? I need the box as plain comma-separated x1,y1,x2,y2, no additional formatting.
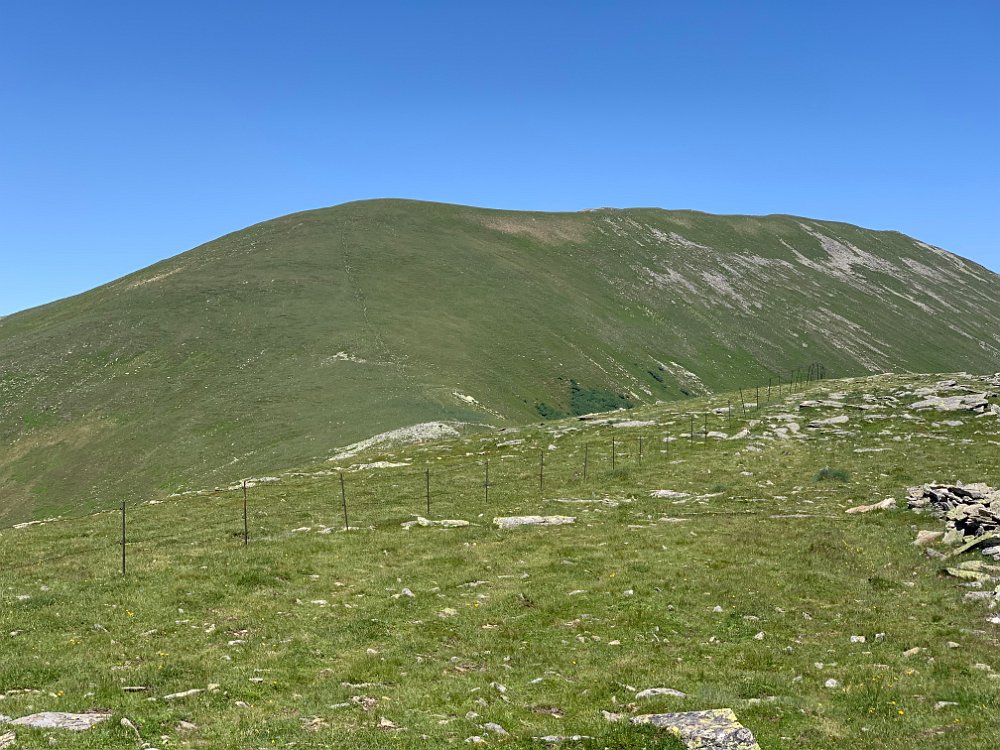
1,373,999,748
2,200,1000,524
814,467,851,482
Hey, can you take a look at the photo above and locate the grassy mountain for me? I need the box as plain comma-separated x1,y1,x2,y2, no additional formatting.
1,199,999,523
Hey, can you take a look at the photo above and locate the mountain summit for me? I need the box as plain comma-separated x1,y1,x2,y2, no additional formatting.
2,199,998,523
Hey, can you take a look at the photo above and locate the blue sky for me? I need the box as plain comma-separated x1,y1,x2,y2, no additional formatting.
1,1,997,316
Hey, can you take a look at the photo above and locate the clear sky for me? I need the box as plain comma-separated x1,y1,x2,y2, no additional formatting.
1,1,997,316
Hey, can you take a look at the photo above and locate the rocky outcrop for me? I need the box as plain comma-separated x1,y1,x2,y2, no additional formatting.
909,393,994,413
907,483,1000,540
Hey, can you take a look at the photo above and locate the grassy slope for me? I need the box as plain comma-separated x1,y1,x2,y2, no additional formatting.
2,200,999,524
0,373,999,748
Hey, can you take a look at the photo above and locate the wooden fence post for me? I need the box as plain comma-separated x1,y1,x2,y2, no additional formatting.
242,480,249,546
120,499,126,576
340,473,349,531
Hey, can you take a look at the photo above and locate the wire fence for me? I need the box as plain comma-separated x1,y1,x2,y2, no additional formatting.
1,362,833,577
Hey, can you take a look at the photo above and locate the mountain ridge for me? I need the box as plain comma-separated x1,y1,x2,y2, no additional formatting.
1,198,998,524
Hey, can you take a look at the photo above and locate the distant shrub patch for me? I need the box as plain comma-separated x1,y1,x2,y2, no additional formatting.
535,402,567,420
569,380,634,416
814,467,850,482
647,369,665,384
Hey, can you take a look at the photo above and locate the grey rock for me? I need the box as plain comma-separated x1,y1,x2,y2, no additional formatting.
845,498,896,514
11,712,111,731
808,415,850,428
494,515,575,529
632,709,760,749
910,394,990,413
636,687,687,699
400,516,469,529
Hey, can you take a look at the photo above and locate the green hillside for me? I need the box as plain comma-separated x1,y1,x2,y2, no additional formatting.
1,199,999,524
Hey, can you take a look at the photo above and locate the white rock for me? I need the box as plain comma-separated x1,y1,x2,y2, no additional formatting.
163,688,204,701
494,516,575,529
11,712,111,731
635,687,686,699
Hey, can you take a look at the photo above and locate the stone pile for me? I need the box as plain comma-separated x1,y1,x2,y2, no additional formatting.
907,483,1000,544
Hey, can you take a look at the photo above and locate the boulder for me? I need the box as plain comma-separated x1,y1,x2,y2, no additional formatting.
913,530,944,546
11,712,111,731
494,516,575,529
845,498,896,514
808,415,850,428
909,394,991,413
632,708,760,749
400,516,469,529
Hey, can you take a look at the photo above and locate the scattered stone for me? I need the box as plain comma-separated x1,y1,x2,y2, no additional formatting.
352,696,377,712
649,490,690,499
163,688,204,701
0,732,13,750
632,708,760,749
850,635,866,643
635,687,687,699
808,415,850,428
824,679,841,689
11,712,111,731
400,516,470,529
845,498,896,514
302,716,329,731
533,735,593,744
494,516,575,529
910,394,991,413
482,722,508,736
914,530,945,546
377,717,401,731
120,717,141,740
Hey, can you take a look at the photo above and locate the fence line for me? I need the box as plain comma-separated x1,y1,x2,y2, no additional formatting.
0,363,832,576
